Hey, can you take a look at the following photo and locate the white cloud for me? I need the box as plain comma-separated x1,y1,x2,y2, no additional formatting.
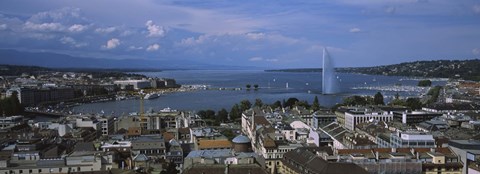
120,30,134,37
28,7,83,24
245,33,265,40
60,36,87,48
249,57,263,61
102,38,120,49
95,27,116,34
178,35,209,46
68,24,87,32
24,21,65,32
385,6,396,14
349,27,361,33
146,44,160,51
128,46,144,50
145,20,165,37
473,48,480,55
473,5,480,14
0,24,6,30
248,57,279,62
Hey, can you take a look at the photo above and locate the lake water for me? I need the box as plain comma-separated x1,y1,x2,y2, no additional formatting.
73,70,446,115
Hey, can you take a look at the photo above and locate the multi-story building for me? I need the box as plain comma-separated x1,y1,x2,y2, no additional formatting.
344,108,393,131
166,139,184,168
98,116,115,136
0,115,24,129
183,149,258,170
75,117,101,132
337,147,462,174
113,80,151,90
378,131,436,148
281,147,368,174
7,87,74,106
311,112,336,130
393,111,443,125
131,134,166,157
449,140,480,174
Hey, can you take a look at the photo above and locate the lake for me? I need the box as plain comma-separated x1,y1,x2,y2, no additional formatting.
73,70,446,115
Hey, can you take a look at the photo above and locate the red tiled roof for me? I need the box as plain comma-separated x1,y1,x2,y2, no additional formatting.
198,139,232,149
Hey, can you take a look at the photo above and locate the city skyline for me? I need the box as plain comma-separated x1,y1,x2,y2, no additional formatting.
0,0,479,68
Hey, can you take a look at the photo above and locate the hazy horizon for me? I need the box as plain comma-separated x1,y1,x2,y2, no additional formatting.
0,0,479,69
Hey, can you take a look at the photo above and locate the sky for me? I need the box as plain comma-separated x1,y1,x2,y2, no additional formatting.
0,0,479,68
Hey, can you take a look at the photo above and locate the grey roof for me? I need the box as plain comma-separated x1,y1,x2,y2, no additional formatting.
133,154,149,162
74,142,96,152
282,147,367,174
232,135,250,144
186,149,232,158
132,134,164,142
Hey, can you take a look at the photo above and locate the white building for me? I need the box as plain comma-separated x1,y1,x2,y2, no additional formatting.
114,80,151,90
344,109,393,131
0,116,24,129
389,131,435,148
98,116,115,136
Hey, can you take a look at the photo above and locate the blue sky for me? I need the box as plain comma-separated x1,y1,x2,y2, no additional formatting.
0,0,479,68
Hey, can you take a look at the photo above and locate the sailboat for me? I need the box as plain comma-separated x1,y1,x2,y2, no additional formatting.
286,82,289,89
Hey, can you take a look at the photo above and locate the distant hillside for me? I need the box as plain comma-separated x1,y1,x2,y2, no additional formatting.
0,49,254,70
265,68,321,72
339,59,480,81
0,64,147,78
0,64,50,76
265,59,480,81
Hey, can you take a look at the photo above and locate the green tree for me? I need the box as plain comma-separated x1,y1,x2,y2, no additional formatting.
284,98,299,108
343,95,373,106
405,98,423,110
426,86,442,104
295,100,310,109
205,110,216,119
161,161,179,174
197,110,207,119
0,92,23,116
222,129,236,140
240,100,252,111
217,108,229,122
246,84,251,90
230,104,242,121
374,92,385,105
417,80,432,87
253,84,259,90
272,100,282,109
254,98,263,108
312,96,320,111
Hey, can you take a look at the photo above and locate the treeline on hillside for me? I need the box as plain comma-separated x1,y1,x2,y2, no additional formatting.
0,65,50,76
339,59,480,81
0,64,147,78
265,59,480,81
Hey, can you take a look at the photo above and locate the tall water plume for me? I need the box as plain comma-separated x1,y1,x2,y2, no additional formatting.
322,48,338,94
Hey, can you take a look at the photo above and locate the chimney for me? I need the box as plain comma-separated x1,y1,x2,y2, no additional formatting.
391,148,397,153
430,148,436,153
375,151,379,161
416,152,420,160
